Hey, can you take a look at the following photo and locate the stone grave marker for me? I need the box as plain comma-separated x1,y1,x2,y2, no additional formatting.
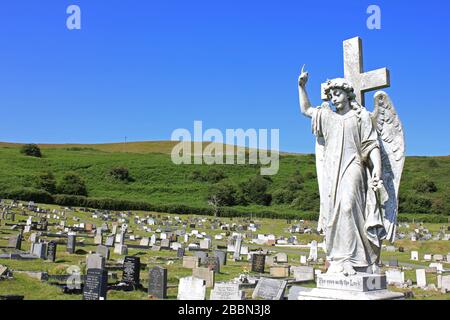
82,268,108,300
214,250,227,266
177,276,206,300
251,254,266,273
291,266,315,282
252,277,287,300
192,267,214,288
182,256,200,269
416,269,427,287
46,241,57,262
122,256,141,288
67,233,76,254
206,256,220,274
96,245,110,260
86,254,105,270
385,269,405,286
270,265,290,278
210,282,244,300
410,251,419,261
148,266,167,299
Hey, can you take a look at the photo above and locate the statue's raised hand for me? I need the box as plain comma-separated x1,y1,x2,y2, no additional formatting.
298,65,309,88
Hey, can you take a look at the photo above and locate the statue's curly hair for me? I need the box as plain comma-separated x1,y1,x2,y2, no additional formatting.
324,78,363,123
323,78,356,101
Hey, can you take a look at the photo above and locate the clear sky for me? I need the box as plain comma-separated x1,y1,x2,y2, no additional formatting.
0,0,449,155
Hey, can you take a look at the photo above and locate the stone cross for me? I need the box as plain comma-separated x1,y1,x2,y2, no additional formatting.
321,36,390,106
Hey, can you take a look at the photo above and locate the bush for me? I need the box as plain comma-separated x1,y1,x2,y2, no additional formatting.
109,167,131,182
190,168,226,183
413,178,438,193
36,172,57,194
290,189,320,212
398,194,432,213
20,144,42,158
272,189,297,205
0,188,53,203
57,172,88,196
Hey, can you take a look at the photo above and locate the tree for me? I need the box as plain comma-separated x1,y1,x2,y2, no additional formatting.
57,172,87,196
36,172,57,194
238,175,272,206
207,182,237,207
20,144,42,158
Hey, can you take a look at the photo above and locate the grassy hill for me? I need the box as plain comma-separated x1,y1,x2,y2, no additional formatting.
0,141,449,221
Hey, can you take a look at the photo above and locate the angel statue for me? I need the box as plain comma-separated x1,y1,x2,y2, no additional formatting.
298,66,405,276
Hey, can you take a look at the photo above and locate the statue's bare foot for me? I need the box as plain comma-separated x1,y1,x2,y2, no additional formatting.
343,263,357,276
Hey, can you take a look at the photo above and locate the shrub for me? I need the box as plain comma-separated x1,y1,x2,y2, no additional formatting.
36,172,57,194
109,167,131,182
20,144,42,157
413,178,438,193
0,188,53,203
57,172,88,196
190,168,226,183
272,189,297,205
398,194,432,213
290,189,320,212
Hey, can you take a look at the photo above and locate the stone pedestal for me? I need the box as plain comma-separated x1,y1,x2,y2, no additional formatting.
289,272,404,300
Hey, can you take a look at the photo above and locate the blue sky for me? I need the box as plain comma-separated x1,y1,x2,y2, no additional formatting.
0,0,449,155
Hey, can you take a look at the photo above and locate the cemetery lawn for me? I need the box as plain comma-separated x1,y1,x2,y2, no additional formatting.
0,142,449,220
1,201,450,300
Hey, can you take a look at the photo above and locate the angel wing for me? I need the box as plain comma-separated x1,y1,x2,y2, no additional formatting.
371,91,405,243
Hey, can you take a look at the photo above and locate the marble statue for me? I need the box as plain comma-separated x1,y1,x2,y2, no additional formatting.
298,37,405,276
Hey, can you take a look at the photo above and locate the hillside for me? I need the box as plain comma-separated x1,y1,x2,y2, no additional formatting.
0,142,449,220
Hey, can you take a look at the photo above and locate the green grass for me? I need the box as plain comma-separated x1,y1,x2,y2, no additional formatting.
0,143,449,219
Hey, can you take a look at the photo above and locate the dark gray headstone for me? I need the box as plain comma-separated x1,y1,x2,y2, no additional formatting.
96,245,110,260
67,234,76,254
177,247,185,258
122,256,140,288
82,268,108,300
46,241,57,262
148,266,167,299
251,254,266,273
194,251,208,264
206,256,220,274
105,235,115,247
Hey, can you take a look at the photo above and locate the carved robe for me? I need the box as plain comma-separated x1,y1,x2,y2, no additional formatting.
312,105,385,268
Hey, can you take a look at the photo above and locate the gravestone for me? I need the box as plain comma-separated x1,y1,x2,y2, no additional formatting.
177,276,206,300
114,244,128,255
388,258,399,267
210,282,244,300
410,251,419,261
440,275,450,293
416,269,427,287
86,254,105,270
105,235,115,247
140,237,150,247
8,235,21,250
177,247,185,258
199,239,211,250
251,254,266,273
192,267,215,288
274,252,288,263
33,242,47,259
252,277,287,300
82,268,108,300
182,256,200,269
307,240,318,262
206,256,220,274
233,235,242,260
122,256,141,288
270,265,290,278
291,266,315,282
96,245,110,260
214,250,227,266
148,266,167,299
160,239,170,249
46,241,57,262
194,251,208,264
385,269,405,286
67,234,76,254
